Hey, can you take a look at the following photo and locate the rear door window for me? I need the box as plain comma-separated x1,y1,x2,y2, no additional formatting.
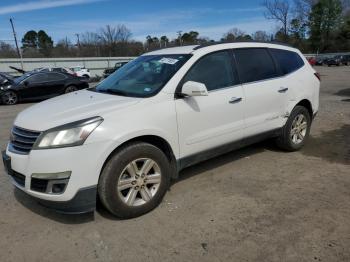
270,48,304,75
234,48,278,84
28,73,49,83
47,72,66,81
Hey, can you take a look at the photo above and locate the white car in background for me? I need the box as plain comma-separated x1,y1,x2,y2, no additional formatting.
69,66,91,79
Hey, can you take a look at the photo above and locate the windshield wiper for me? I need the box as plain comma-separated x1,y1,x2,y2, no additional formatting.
98,88,129,96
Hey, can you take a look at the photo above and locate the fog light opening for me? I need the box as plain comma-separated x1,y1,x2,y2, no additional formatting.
52,183,67,194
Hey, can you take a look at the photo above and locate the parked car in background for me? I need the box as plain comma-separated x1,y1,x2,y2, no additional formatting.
324,55,341,66
340,55,350,65
103,61,129,78
307,57,316,66
1,42,320,218
0,71,89,105
69,66,91,79
315,57,324,66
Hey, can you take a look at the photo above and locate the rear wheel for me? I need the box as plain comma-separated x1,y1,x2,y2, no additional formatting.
276,106,311,151
98,142,171,218
64,85,78,93
1,91,18,105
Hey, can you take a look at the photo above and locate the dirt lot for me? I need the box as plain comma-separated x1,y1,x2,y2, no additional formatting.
0,66,349,262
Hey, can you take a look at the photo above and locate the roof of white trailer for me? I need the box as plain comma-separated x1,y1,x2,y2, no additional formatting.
143,41,298,56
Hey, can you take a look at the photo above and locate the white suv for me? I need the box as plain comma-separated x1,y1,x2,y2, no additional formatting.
69,66,91,79
2,42,320,218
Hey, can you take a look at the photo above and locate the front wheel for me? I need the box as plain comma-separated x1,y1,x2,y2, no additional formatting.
276,106,311,151
98,142,171,219
1,91,18,105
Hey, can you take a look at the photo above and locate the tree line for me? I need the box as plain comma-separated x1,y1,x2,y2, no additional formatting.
0,0,349,58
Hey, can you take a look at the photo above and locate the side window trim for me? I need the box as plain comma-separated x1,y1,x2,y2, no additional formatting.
175,49,239,95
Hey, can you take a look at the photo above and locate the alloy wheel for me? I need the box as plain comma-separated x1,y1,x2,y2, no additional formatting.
290,114,308,144
117,158,161,207
3,91,17,105
65,86,78,93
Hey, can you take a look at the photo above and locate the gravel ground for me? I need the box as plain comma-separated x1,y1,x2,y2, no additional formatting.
0,66,349,262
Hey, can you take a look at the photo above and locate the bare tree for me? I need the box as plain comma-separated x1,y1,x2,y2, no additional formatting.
115,24,132,42
99,24,132,56
262,0,291,39
252,30,270,41
294,0,317,18
222,28,245,41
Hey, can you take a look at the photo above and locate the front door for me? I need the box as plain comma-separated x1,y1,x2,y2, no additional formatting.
175,50,245,161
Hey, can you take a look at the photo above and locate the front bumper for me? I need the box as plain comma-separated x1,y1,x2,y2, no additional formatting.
28,185,97,214
2,140,110,213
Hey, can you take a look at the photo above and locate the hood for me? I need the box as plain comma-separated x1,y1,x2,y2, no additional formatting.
14,89,141,131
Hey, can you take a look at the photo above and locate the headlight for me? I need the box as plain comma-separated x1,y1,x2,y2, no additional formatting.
34,116,103,149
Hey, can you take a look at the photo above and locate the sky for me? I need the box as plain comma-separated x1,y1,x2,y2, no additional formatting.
0,0,277,45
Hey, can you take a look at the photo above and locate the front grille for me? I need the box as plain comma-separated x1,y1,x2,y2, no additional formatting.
9,126,41,155
30,178,48,193
11,171,25,187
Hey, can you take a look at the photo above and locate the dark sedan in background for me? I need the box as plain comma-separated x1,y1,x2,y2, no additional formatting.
0,71,89,105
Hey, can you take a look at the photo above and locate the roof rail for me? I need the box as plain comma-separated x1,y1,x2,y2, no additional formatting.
192,40,293,50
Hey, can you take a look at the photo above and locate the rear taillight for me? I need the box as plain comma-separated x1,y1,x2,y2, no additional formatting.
314,72,321,81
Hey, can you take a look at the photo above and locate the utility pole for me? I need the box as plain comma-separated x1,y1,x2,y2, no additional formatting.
75,33,80,56
177,31,182,46
10,18,24,70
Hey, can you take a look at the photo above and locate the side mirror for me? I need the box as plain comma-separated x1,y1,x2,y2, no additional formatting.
181,81,208,97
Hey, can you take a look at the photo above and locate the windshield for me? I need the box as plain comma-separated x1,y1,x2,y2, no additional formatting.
93,54,191,97
13,73,31,84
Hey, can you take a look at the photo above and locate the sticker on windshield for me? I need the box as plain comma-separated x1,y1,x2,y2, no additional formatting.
159,57,179,65
144,87,151,92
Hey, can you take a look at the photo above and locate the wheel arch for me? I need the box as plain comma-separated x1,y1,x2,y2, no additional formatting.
295,99,313,118
100,135,178,180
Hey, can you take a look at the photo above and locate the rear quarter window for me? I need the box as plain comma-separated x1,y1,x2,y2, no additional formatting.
270,49,304,75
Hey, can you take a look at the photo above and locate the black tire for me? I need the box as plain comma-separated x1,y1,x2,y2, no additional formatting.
1,90,18,105
276,105,311,151
98,142,171,219
64,85,78,93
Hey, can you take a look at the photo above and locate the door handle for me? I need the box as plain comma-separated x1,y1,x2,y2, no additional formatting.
229,97,242,104
278,87,288,93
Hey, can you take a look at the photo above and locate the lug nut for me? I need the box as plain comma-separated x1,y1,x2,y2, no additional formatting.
135,186,139,190
141,174,145,178
131,181,136,185
135,175,139,178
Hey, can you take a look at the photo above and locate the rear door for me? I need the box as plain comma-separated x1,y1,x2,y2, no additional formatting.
233,48,287,137
175,50,246,160
43,72,67,96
